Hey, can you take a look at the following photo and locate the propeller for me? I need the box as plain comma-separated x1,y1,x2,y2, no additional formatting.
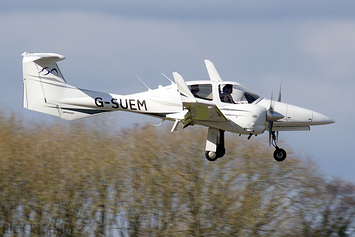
277,82,282,142
267,84,284,146
278,81,282,102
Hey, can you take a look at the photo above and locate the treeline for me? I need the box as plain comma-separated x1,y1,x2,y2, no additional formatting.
0,111,354,236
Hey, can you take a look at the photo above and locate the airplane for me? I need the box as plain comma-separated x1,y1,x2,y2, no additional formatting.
21,52,334,162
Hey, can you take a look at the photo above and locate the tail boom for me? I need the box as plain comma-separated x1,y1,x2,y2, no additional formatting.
22,52,183,121
22,52,112,120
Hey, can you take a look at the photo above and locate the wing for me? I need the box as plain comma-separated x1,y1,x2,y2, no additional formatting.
172,72,195,102
182,101,228,128
205,60,223,82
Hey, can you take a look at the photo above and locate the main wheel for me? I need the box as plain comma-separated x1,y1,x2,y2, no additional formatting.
205,151,218,162
273,148,287,162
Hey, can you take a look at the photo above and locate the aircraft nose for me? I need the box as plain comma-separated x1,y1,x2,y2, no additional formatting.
285,104,334,125
312,112,335,125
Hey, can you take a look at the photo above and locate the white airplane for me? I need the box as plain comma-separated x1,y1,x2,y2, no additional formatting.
22,52,334,162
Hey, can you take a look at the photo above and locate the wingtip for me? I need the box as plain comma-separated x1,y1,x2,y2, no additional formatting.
204,60,213,67
204,60,223,82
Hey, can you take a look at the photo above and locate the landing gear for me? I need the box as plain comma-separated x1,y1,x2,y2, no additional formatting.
205,146,226,161
271,131,287,162
273,148,286,162
205,128,225,161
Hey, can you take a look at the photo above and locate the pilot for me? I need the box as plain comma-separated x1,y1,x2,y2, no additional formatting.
220,84,234,103
190,85,200,98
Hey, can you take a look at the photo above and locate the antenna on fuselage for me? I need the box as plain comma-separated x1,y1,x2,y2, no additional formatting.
161,73,174,84
135,75,151,91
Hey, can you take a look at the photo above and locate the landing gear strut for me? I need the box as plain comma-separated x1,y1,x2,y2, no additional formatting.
271,131,287,162
205,128,225,161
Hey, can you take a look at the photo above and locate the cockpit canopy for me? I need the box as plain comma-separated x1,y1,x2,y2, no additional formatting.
187,82,260,104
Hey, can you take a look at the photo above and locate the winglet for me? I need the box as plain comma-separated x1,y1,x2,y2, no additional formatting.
205,60,223,82
173,72,195,101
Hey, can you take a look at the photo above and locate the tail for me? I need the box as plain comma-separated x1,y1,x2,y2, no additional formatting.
22,52,111,120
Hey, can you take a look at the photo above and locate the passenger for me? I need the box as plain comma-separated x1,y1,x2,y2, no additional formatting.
190,85,201,98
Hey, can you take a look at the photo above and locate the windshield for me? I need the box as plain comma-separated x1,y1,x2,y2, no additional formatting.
219,84,259,104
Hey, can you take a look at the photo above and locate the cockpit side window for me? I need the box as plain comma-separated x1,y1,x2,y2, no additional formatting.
188,84,213,101
219,84,259,104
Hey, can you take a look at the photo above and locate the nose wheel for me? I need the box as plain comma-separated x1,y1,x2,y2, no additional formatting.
205,129,225,162
273,147,286,162
205,151,218,161
205,146,225,162
271,131,287,162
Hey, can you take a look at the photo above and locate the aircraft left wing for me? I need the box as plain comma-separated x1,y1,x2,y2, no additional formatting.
173,72,195,102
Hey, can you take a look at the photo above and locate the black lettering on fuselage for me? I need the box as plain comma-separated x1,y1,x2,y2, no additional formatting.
137,100,147,110
94,97,147,111
120,99,128,109
129,99,137,110
95,97,104,107
111,98,119,108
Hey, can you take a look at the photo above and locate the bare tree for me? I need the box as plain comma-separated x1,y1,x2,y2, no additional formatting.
0,111,354,237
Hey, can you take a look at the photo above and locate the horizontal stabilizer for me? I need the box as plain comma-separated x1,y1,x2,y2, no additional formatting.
22,52,66,63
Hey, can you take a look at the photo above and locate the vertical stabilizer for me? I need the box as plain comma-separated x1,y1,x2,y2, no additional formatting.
22,52,111,120
22,52,67,117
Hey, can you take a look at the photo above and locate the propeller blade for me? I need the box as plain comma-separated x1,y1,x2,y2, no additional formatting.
278,83,282,142
268,84,282,147
269,91,274,111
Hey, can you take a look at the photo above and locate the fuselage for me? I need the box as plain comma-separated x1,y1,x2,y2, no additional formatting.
73,80,333,135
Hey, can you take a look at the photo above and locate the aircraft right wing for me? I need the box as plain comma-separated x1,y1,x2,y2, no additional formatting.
182,101,228,128
172,71,228,128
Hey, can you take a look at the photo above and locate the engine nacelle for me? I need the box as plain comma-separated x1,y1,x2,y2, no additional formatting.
228,104,267,134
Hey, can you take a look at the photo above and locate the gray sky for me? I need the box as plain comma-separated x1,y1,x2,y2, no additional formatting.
1,1,354,181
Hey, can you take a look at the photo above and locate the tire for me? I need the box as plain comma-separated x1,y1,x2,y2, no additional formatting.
205,151,218,162
273,148,287,162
